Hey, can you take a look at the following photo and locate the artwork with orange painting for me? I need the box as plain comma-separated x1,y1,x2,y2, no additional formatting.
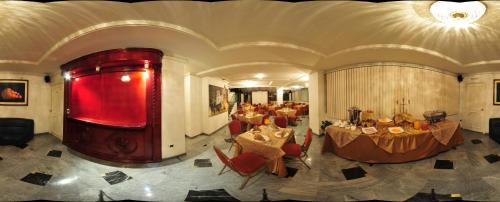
0,80,28,106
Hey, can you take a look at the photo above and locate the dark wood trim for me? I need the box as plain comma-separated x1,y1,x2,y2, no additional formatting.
494,79,500,105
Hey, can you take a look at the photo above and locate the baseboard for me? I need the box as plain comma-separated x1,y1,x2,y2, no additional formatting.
185,123,229,138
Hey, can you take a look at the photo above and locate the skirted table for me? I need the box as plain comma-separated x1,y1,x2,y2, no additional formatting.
322,120,464,163
276,108,297,117
234,126,295,177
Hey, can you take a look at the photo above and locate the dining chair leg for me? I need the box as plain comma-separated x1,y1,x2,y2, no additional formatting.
219,165,227,175
299,157,311,169
228,142,234,152
240,176,252,190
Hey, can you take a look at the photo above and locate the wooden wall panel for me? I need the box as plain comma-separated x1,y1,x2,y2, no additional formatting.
326,63,459,120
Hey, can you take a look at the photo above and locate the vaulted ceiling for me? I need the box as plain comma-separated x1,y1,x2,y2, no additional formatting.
1,1,500,87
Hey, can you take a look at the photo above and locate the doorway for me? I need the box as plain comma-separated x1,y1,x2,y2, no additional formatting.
462,82,486,133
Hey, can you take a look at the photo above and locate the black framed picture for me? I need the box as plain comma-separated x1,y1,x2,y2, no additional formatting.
495,79,500,105
0,80,28,106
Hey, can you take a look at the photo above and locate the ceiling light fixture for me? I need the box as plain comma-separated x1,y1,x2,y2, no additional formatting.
64,72,71,80
121,74,131,82
255,73,265,79
299,74,309,81
430,1,486,28
242,80,257,87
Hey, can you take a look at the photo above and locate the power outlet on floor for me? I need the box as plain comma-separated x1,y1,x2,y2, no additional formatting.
170,144,174,148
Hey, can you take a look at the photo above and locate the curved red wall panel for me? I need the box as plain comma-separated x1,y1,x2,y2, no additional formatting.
61,48,163,163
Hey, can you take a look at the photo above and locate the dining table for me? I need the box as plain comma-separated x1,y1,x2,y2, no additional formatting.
237,112,264,130
234,125,295,177
276,108,297,118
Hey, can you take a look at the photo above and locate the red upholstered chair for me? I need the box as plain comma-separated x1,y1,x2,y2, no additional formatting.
228,120,242,151
288,109,303,126
213,146,268,189
274,116,288,128
240,121,249,133
270,110,277,117
282,128,313,169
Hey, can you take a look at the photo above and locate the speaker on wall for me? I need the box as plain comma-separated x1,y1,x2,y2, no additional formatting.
457,74,463,83
44,75,51,83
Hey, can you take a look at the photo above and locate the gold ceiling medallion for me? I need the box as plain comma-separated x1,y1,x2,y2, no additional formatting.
451,12,467,19
430,1,486,28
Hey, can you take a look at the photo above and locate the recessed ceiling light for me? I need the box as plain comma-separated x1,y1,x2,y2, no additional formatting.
242,80,257,87
430,1,486,28
299,74,309,81
121,74,131,82
256,73,265,79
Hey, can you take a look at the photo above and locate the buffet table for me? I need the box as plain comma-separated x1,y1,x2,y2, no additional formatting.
321,120,464,163
234,126,295,177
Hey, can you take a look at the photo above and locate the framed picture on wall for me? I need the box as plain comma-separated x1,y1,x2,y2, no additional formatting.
0,80,28,106
495,79,500,105
208,84,228,117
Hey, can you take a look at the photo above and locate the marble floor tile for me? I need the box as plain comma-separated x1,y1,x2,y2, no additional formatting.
2,119,500,201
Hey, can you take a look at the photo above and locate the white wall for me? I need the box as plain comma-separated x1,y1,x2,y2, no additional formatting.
202,77,229,135
162,56,186,158
185,74,202,137
252,91,268,105
0,71,51,134
461,72,500,133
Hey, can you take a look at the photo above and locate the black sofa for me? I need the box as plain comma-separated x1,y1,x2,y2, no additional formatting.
0,118,34,147
490,118,500,144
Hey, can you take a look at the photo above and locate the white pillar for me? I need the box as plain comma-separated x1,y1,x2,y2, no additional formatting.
277,87,284,105
308,71,325,135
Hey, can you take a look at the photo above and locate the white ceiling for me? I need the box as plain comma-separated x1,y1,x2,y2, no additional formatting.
1,1,500,87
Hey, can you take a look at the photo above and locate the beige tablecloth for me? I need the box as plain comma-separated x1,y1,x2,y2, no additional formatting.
322,120,464,163
276,108,296,117
235,126,295,177
237,113,264,125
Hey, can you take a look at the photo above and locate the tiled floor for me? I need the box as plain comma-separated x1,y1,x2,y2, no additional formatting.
1,117,500,201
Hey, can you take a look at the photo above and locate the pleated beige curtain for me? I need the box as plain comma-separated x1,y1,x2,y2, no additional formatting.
326,63,459,120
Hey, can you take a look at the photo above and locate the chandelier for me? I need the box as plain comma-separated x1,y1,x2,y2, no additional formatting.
430,1,486,27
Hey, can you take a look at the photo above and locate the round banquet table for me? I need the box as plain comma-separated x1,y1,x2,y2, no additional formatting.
321,120,464,163
276,108,296,117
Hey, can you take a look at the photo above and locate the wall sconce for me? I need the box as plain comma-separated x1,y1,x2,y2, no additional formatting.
144,61,150,69
64,72,71,80
121,74,131,82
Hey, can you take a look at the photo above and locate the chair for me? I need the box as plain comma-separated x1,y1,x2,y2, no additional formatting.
214,146,268,189
269,110,277,117
281,128,313,169
274,116,288,128
240,121,249,133
228,120,242,151
288,109,303,126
